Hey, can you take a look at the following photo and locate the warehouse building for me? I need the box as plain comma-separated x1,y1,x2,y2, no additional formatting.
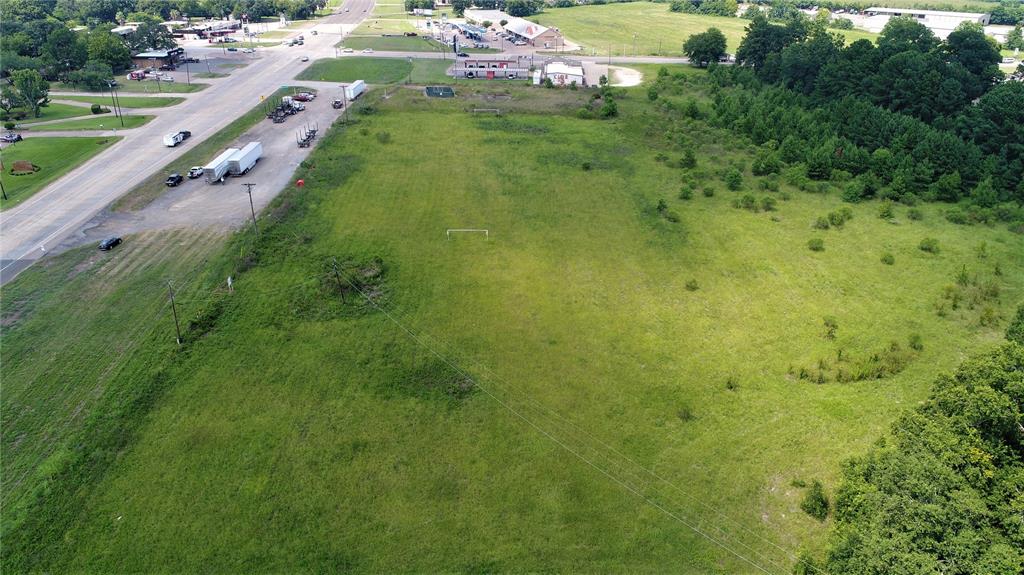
132,47,184,69
455,55,532,79
544,61,586,86
852,7,990,38
463,9,565,49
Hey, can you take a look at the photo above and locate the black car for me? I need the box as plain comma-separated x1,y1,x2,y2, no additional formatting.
165,173,184,186
456,51,469,57
98,237,122,251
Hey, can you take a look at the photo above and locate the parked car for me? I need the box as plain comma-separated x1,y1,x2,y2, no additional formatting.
301,56,309,62
362,48,373,53
456,52,469,57
165,173,184,187
311,30,318,35
243,47,254,53
404,32,418,37
1,132,23,143
293,92,315,101
98,237,122,251
187,166,204,179
297,35,304,40
158,63,176,71
332,99,344,109
342,47,354,52
297,40,304,45
514,40,526,46
1003,57,1017,63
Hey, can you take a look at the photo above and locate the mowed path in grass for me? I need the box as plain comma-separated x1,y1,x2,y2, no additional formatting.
22,88,1024,572
534,2,879,55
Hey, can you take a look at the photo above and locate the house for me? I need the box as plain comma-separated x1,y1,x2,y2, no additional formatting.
502,18,563,49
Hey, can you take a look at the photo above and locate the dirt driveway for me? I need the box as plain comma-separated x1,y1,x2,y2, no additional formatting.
54,90,347,252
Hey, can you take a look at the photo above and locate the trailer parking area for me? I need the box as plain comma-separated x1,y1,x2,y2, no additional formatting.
53,88,346,252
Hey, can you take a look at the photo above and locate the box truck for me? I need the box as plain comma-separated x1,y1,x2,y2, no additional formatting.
203,148,239,183
344,80,365,101
227,142,262,176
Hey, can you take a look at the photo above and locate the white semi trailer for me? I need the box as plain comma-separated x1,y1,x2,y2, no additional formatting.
227,142,262,176
344,80,366,101
204,148,239,183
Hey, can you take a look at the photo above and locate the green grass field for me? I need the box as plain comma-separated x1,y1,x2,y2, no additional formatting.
0,137,119,210
52,81,208,94
533,2,879,55
14,103,94,124
298,56,453,84
25,115,154,131
3,73,1022,572
56,95,185,108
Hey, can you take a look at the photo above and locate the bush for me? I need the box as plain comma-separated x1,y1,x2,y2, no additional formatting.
91,103,103,114
724,167,743,191
678,186,693,200
907,208,923,221
3,121,14,130
1007,305,1024,344
376,131,392,144
919,237,940,253
808,238,825,252
800,480,829,521
823,316,838,340
702,186,715,197
814,216,830,230
685,279,699,291
909,333,923,351
878,200,895,219
599,98,618,118
880,252,895,265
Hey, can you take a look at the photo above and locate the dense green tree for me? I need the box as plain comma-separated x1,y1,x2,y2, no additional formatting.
1,85,23,115
11,68,50,118
683,27,727,67
876,15,939,58
1006,24,1024,50
669,0,737,17
87,26,131,71
814,39,878,101
825,343,1024,575
124,15,177,53
779,28,842,94
451,0,470,16
41,27,88,79
1007,306,1024,344
943,22,1003,98
65,60,114,90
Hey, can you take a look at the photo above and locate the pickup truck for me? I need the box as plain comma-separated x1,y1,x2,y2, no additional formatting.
163,130,191,147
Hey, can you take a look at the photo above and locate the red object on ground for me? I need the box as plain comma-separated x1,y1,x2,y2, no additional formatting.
296,179,305,187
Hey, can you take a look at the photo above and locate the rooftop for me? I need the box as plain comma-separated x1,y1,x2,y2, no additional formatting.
503,18,550,40
865,7,989,18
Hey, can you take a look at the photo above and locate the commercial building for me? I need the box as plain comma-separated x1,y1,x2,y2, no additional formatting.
455,55,532,79
463,9,565,49
852,7,990,39
132,47,184,69
544,61,586,86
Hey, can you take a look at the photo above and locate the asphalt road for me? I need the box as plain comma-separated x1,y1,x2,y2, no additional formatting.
0,0,375,284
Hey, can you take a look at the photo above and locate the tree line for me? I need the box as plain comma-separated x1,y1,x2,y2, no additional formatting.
704,14,1023,210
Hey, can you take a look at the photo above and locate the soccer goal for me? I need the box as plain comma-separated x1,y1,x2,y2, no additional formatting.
446,229,489,240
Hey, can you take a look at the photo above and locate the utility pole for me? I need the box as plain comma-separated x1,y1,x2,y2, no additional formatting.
112,83,124,127
184,50,191,85
243,183,258,235
167,281,182,345
331,258,346,302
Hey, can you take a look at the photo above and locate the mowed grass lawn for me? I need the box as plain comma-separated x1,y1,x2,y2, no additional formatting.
57,95,185,108
534,2,878,55
26,115,154,131
299,56,452,83
5,82,1022,572
0,137,119,210
14,102,94,124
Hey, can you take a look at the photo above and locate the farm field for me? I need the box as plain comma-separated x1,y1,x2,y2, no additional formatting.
25,115,154,131
0,137,120,210
534,2,879,55
298,56,454,83
3,73,1022,573
56,95,185,108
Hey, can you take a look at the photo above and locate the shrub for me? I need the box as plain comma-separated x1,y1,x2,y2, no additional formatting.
878,200,895,219
3,122,14,130
880,252,895,265
724,167,743,191
814,217,830,230
760,196,777,212
678,187,693,200
677,405,695,422
375,131,392,144
800,480,829,521
740,194,757,211
725,376,737,391
599,98,618,118
678,148,697,169
907,208,923,221
702,186,715,197
823,316,838,340
909,333,923,351
685,279,699,291
919,237,940,253
808,238,825,251
359,127,370,136
1007,305,1024,344
90,103,103,114
581,161,592,171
